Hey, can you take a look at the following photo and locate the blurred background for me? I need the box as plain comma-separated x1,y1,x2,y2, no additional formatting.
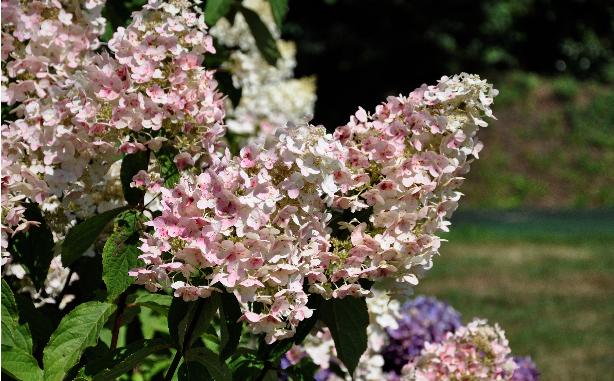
283,1,614,379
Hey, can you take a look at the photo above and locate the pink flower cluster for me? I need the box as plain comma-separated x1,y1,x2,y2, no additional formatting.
1,0,225,259
132,123,344,342
1,0,106,104
1,0,108,251
332,73,498,295
130,74,497,342
72,0,225,158
403,320,517,381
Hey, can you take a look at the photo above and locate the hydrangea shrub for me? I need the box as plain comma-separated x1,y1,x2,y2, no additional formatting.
0,1,532,380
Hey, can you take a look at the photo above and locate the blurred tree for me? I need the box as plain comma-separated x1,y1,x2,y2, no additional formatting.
284,0,614,126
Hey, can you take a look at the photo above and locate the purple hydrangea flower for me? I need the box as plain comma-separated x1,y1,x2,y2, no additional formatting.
511,356,540,381
382,296,462,374
314,368,334,381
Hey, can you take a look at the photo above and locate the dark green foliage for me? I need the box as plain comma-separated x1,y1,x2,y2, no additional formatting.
215,71,243,108
184,347,232,381
267,0,289,28
62,206,130,266
120,150,150,206
102,210,144,300
78,338,172,380
239,5,281,65
219,293,243,360
319,297,369,376
8,204,54,290
1,280,43,381
168,296,220,351
204,0,235,26
155,144,181,188
13,294,54,354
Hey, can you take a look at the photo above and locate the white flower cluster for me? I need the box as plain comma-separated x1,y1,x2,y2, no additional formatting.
301,290,402,381
210,0,316,135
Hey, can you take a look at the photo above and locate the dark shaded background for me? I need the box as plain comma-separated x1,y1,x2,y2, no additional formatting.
284,0,613,126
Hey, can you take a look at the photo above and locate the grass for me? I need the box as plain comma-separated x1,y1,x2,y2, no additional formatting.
417,210,614,381
461,72,614,209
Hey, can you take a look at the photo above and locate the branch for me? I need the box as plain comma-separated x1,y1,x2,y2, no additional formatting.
164,349,183,381
110,291,129,350
164,299,207,380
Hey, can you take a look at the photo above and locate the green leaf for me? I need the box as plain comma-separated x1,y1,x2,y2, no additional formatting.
214,71,242,108
229,353,263,381
102,210,142,300
14,293,55,350
318,297,369,376
219,293,242,360
2,279,19,319
1,280,33,352
185,347,232,381
134,293,172,314
87,339,172,380
168,295,220,351
120,150,150,205
178,358,212,381
1,344,43,381
62,206,130,266
155,144,181,187
43,301,116,381
204,0,234,27
239,6,281,65
267,0,288,28
1,280,43,381
8,204,54,290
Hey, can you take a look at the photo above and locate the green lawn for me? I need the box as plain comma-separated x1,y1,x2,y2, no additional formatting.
417,210,614,381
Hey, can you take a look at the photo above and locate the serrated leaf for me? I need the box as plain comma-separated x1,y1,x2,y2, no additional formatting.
134,293,172,314
168,295,220,351
219,292,242,360
43,301,116,381
102,210,142,300
86,339,172,380
1,280,43,381
120,150,150,205
1,344,43,381
267,0,288,28
1,280,33,352
155,144,181,187
8,204,54,290
185,347,232,381
62,206,130,266
239,6,281,65
2,279,19,319
319,297,368,376
204,0,234,26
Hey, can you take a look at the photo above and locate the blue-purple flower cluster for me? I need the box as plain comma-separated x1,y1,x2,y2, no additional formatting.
280,295,540,381
381,296,462,374
511,356,540,381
